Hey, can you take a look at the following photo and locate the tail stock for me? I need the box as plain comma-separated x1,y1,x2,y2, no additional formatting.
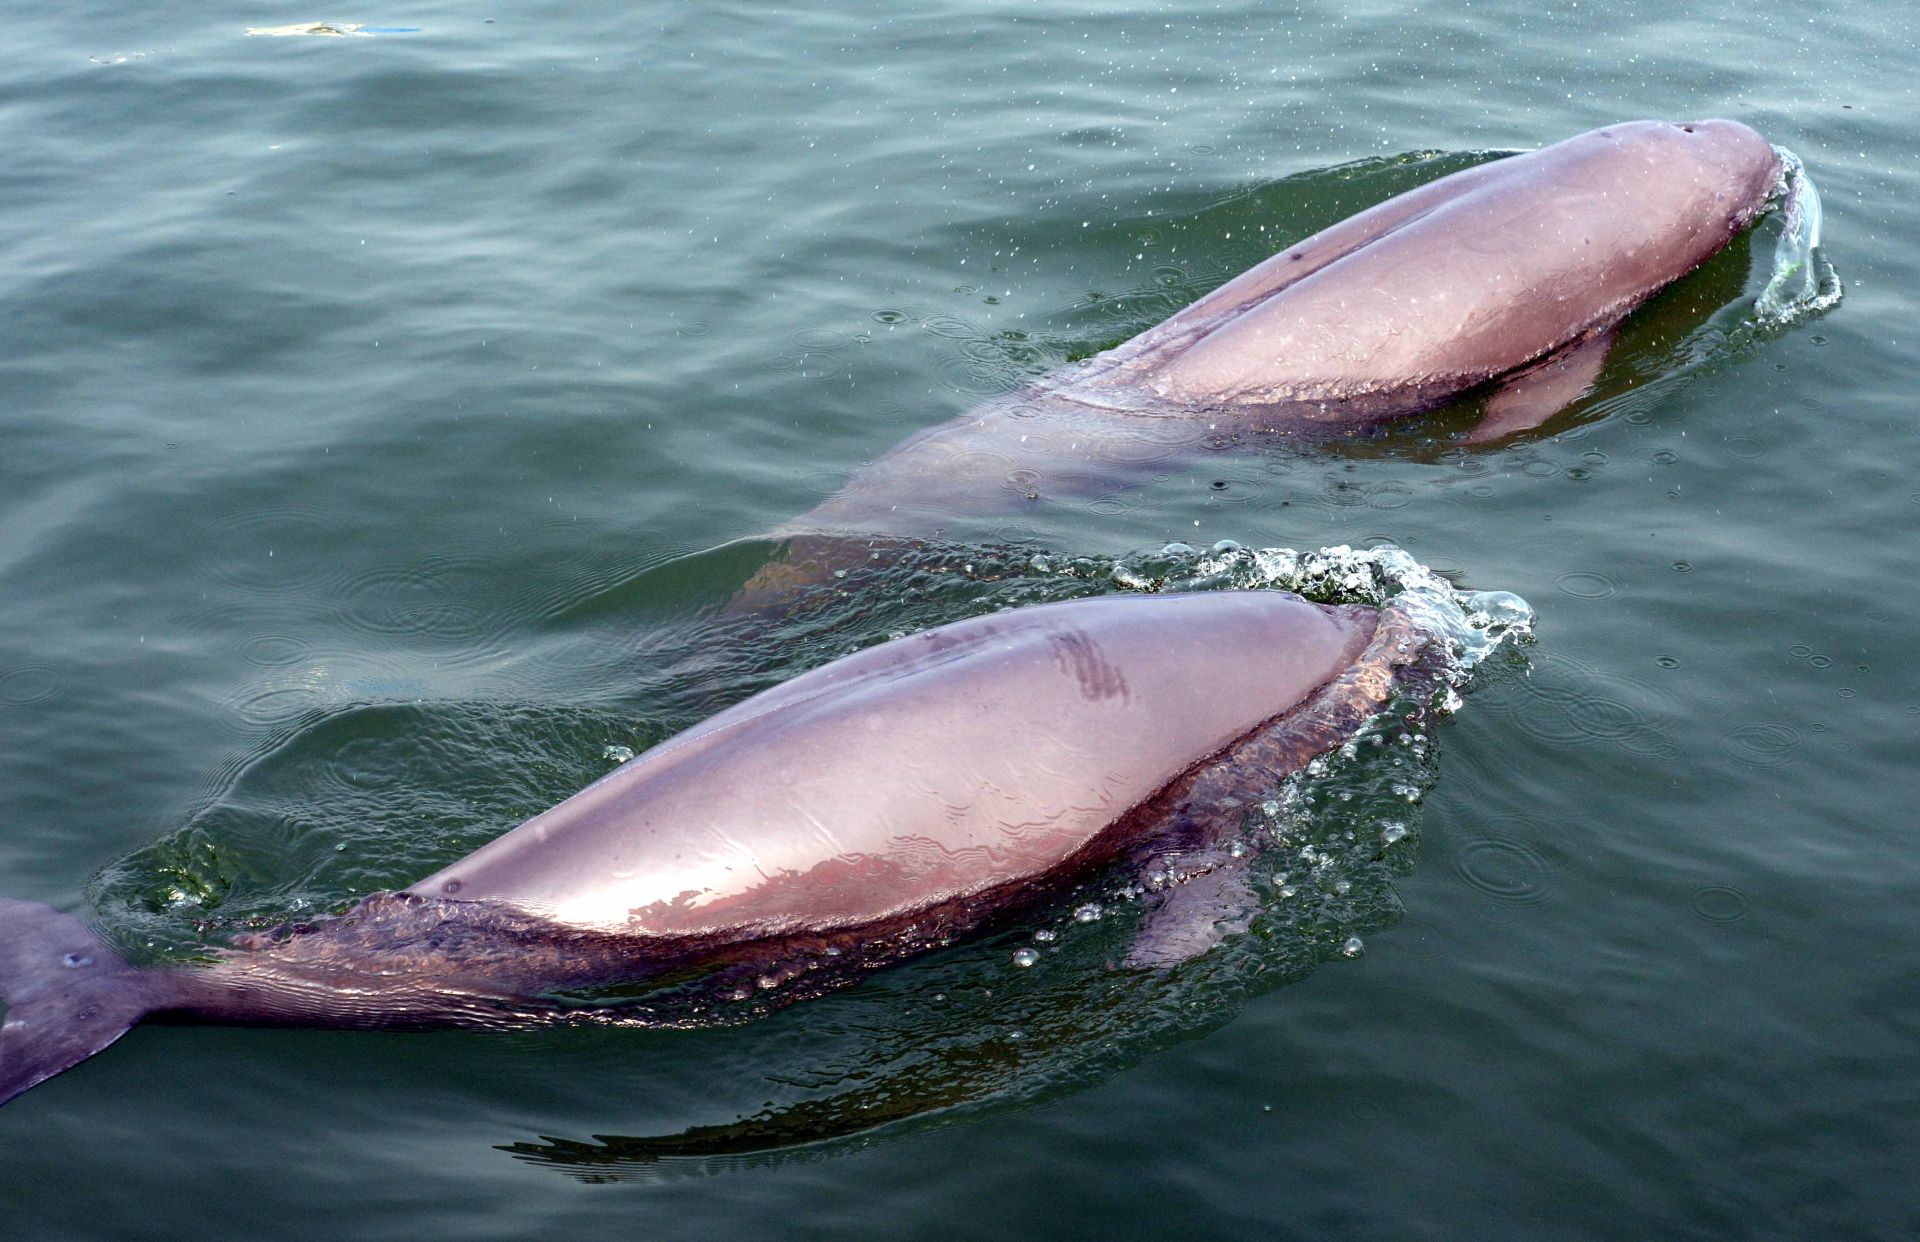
0,898,163,1108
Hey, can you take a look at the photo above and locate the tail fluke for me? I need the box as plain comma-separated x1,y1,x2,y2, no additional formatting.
0,899,156,1108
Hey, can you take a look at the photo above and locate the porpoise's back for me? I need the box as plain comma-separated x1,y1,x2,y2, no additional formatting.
413,592,1376,938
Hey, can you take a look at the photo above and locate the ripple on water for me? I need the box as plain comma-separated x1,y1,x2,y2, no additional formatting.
918,313,976,340
223,679,327,728
1450,815,1558,910
932,351,1014,396
195,502,354,597
238,634,313,668
1552,571,1618,599
1087,419,1208,467
0,664,65,706
337,555,502,645
1722,722,1803,769
766,350,847,381
1363,480,1416,510
790,327,850,352
1689,884,1752,924
1484,653,1681,758
939,447,1021,486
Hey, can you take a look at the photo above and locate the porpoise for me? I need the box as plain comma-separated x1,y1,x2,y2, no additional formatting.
2,589,1438,1107
783,120,1781,543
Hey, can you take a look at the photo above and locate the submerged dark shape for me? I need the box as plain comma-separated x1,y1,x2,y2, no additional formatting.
781,120,1780,543
0,590,1443,1108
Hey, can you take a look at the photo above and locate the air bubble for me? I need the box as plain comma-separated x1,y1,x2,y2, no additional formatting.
1012,948,1039,968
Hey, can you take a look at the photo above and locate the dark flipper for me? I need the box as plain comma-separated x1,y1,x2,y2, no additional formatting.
0,899,162,1108
1126,856,1258,969
1466,327,1615,443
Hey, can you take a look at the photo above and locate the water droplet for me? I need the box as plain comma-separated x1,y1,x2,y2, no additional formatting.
1340,936,1365,958
1012,948,1039,968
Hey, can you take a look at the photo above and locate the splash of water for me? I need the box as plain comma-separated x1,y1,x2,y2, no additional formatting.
1756,147,1842,323
1087,539,1531,691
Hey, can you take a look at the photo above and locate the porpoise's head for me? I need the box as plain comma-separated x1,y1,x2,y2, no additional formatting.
1633,118,1782,229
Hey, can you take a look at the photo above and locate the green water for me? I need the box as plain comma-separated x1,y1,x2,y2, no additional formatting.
2,2,1915,1237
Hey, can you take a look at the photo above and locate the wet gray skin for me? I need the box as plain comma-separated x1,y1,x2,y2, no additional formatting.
784,120,1780,542
1,590,1436,1106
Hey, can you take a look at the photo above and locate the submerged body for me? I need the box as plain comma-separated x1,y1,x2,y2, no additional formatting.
0,590,1435,1106
786,120,1780,541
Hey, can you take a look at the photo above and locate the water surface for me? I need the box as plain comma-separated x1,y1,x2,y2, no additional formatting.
2,3,1916,1238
